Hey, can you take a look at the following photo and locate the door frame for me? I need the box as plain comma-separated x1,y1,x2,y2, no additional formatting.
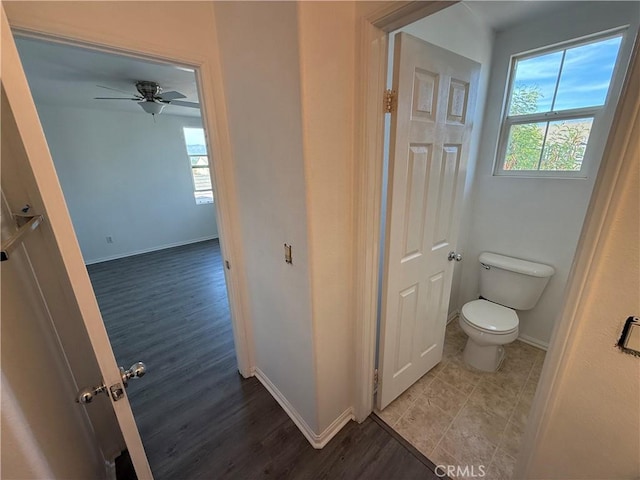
353,0,640,476
4,6,255,379
352,0,458,424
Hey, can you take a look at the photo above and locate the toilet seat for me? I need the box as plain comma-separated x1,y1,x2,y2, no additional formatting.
461,299,518,334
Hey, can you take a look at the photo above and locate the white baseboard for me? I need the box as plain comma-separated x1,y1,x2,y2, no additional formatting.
84,235,219,265
517,334,549,351
447,309,459,324
316,405,355,449
253,367,353,449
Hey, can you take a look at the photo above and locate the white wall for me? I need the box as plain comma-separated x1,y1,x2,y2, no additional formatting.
525,69,639,478
213,2,319,433
34,104,217,264
458,2,639,347
390,2,495,318
297,1,356,434
213,1,360,438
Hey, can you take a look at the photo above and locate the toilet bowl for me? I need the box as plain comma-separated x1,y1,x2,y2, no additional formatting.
459,252,554,372
459,299,518,372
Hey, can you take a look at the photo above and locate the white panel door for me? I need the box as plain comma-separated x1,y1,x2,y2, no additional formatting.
378,33,480,409
1,9,153,479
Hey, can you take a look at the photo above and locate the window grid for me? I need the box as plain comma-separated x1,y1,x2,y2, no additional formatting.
495,30,624,177
183,128,213,204
549,50,566,111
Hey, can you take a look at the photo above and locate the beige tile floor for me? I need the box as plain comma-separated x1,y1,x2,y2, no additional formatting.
376,318,545,480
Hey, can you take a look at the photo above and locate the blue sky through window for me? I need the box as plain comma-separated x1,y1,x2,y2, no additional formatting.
510,35,622,113
512,51,563,112
183,127,207,155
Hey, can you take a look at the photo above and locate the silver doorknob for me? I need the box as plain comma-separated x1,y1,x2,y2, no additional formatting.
120,362,147,387
76,361,147,404
448,251,462,262
76,384,107,404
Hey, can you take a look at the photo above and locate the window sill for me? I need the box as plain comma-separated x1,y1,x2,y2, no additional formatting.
493,172,589,180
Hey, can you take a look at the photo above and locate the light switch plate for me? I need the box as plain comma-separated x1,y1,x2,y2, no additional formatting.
624,323,640,351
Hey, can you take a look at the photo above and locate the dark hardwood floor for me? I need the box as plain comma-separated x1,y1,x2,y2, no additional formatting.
88,240,440,480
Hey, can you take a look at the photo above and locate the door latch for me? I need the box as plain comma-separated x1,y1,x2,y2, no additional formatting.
109,383,125,402
76,362,146,404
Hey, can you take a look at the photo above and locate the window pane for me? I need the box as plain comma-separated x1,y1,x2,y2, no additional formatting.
183,127,207,155
539,118,593,171
192,167,212,191
509,51,563,115
554,36,622,111
194,191,214,205
504,122,546,170
190,156,209,166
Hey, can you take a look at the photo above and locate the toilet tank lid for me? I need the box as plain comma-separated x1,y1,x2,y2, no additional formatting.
479,252,555,278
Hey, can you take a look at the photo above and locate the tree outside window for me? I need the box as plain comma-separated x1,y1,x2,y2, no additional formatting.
497,33,623,176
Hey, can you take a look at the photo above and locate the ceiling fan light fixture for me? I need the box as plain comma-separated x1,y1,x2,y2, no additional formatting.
139,101,165,115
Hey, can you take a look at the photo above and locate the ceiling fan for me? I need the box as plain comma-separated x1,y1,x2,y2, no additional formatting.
94,80,200,115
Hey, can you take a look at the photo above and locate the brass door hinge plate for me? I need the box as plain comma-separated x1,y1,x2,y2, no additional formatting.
384,89,396,114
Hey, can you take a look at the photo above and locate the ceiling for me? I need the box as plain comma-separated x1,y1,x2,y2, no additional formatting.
13,2,580,118
15,36,201,118
462,1,576,32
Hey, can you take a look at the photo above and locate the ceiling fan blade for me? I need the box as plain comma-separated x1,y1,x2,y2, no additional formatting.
94,97,140,100
96,84,137,95
159,91,187,101
169,100,200,109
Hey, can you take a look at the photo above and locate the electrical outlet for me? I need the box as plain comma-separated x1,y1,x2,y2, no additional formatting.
106,236,113,244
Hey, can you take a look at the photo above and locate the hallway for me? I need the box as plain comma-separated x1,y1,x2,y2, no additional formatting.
88,240,441,479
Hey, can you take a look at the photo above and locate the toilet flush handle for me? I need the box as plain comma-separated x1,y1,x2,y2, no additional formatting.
448,251,462,262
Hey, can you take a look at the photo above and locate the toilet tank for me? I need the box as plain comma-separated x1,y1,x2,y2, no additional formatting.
479,252,555,310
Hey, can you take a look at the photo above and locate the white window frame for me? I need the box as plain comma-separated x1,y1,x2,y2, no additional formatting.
494,29,626,178
183,127,214,204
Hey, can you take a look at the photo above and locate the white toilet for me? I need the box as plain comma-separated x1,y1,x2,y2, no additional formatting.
459,252,555,372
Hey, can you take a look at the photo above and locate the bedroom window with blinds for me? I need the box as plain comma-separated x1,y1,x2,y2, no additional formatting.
183,127,213,204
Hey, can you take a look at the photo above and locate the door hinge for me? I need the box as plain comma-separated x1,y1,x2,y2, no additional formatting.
384,89,396,114
373,368,379,393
